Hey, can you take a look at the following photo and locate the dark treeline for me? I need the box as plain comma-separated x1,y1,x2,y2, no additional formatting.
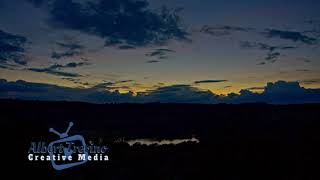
1,99,320,179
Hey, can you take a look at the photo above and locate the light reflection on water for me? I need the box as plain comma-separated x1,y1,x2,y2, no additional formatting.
123,137,200,146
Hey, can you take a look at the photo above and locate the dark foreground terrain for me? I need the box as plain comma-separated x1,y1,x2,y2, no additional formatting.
1,99,320,179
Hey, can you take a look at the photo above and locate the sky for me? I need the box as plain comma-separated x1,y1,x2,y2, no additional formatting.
0,0,320,103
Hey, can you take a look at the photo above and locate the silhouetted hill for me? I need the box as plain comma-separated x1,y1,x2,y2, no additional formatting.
1,99,320,179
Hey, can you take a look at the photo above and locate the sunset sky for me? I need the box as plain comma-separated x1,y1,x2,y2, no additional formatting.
0,0,320,97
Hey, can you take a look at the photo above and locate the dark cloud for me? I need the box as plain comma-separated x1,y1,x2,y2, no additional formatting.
51,51,79,59
117,80,134,83
28,67,82,77
51,41,84,59
0,29,28,66
92,81,136,92
240,41,295,63
263,29,317,45
63,62,90,68
201,26,318,45
107,85,131,91
257,62,266,65
145,48,175,60
240,41,296,52
92,82,115,90
0,64,15,70
200,25,253,36
92,80,135,90
118,45,136,50
300,58,312,63
158,56,168,59
246,87,264,90
137,84,217,104
40,62,90,70
0,79,319,104
146,48,175,56
0,64,11,70
303,19,320,38
146,60,160,63
194,80,228,84
155,48,176,53
296,69,310,72
265,52,281,62
0,79,135,103
61,77,79,81
222,81,320,104
26,62,89,77
56,42,84,50
30,0,189,47
61,77,90,86
303,29,320,38
299,79,320,85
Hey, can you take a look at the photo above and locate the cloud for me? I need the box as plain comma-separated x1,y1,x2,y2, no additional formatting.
51,41,84,59
223,81,320,104
194,80,228,84
0,79,135,103
117,80,134,83
240,41,296,52
136,84,217,104
62,62,90,68
296,69,310,72
91,82,115,90
239,41,296,63
265,52,281,62
299,79,320,85
33,61,89,70
26,62,90,77
246,87,264,90
51,51,78,59
263,29,317,45
200,25,253,36
61,77,90,86
0,29,28,66
146,60,160,63
117,45,136,50
0,64,15,70
200,25,318,45
29,0,189,47
257,62,266,65
92,80,135,90
145,48,175,60
28,68,82,77
299,58,312,63
56,42,84,50
0,79,319,104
